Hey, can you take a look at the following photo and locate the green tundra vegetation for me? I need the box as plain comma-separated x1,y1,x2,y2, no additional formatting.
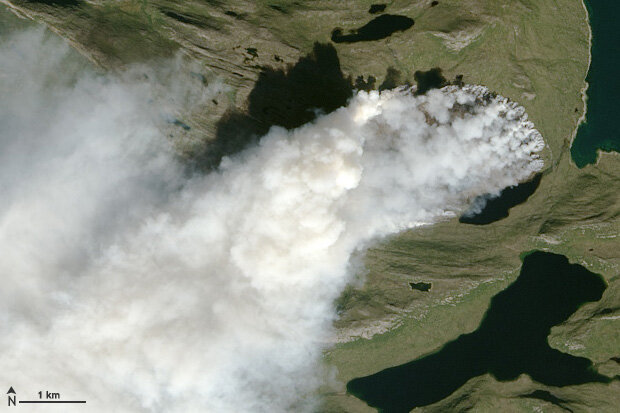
2,1,618,411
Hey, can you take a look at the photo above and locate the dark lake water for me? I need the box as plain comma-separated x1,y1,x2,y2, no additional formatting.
460,173,542,225
368,4,386,15
331,15,414,43
347,251,611,412
570,0,620,167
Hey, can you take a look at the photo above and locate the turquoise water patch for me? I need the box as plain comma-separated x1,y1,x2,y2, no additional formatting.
570,0,620,167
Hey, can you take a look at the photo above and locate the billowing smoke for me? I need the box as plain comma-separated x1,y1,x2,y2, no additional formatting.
0,29,544,412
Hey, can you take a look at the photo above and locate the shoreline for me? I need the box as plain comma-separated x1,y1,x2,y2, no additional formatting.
569,0,620,168
568,0,593,167
575,0,592,140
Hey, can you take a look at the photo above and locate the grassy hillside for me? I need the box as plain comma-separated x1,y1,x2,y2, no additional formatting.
1,0,588,159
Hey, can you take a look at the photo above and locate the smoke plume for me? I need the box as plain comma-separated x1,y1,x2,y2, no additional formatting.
0,29,544,412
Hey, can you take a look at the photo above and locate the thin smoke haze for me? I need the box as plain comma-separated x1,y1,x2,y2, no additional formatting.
0,29,544,412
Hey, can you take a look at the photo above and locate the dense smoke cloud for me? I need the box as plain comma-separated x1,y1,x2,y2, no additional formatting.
0,29,544,412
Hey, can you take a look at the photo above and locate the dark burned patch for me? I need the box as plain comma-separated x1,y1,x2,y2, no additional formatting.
410,282,432,292
431,1,439,7
414,67,447,95
331,14,414,43
369,4,387,14
460,173,543,225
225,10,239,17
194,43,353,169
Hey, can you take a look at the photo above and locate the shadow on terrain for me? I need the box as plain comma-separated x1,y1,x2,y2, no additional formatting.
354,75,376,91
413,67,447,95
196,54,459,170
379,67,407,91
460,173,543,225
196,43,353,169
24,0,81,6
519,390,573,412
348,251,614,413
160,9,212,29
331,14,414,43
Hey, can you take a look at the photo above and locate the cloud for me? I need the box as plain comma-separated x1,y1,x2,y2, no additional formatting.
0,29,544,412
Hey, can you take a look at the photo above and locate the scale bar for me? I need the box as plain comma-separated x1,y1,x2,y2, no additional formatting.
19,401,86,404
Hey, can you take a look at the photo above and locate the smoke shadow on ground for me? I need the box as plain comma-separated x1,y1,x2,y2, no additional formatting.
460,173,543,225
195,43,353,169
331,15,414,43
413,67,447,95
379,67,410,91
196,54,458,170
347,251,615,413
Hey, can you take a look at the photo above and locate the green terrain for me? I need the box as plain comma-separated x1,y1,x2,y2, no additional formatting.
2,0,618,411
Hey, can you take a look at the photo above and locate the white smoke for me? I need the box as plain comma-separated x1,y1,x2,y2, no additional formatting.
0,29,544,412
